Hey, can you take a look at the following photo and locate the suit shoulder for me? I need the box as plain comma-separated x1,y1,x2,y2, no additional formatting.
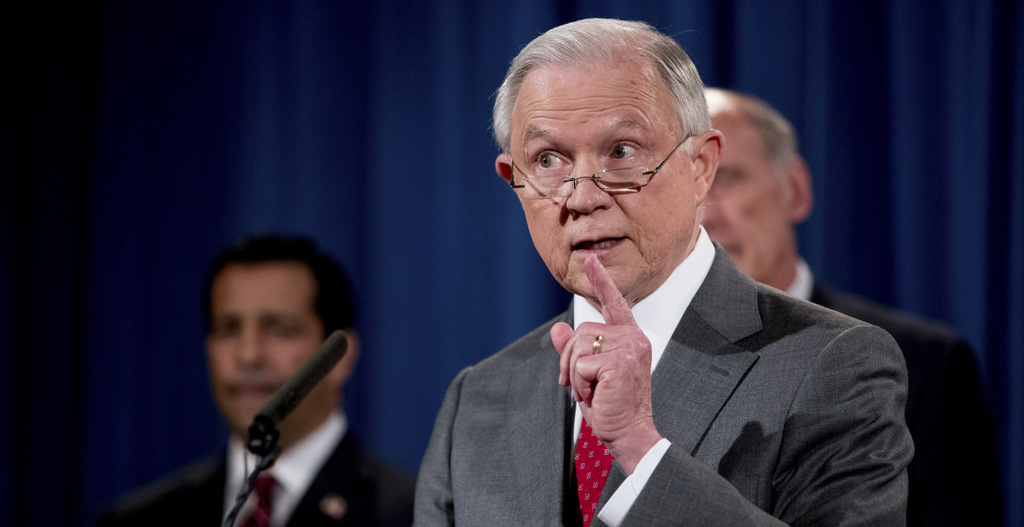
813,285,970,353
354,446,417,515
95,455,224,526
339,435,416,493
734,284,906,376
697,249,875,345
464,310,567,373
757,282,877,335
306,435,415,527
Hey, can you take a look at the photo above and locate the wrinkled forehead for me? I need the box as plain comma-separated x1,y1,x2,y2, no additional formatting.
510,61,677,144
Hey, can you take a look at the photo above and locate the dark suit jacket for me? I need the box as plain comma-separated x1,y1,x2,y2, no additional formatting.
415,246,914,526
96,433,415,527
811,282,1002,527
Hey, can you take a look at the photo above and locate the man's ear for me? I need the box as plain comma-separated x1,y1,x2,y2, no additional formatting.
496,152,514,185
691,129,724,201
785,156,813,224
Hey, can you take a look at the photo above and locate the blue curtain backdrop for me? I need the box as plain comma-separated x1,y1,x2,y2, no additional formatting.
2,1,1022,525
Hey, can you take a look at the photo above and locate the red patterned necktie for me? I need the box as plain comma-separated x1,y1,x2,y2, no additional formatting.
575,417,614,527
241,475,276,527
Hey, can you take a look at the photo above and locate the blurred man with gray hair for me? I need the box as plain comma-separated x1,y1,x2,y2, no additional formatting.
704,87,1002,527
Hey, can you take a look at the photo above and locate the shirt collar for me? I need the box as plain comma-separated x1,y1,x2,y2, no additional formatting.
572,226,716,372
224,411,346,524
786,258,813,301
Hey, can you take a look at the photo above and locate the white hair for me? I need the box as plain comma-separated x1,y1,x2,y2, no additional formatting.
492,18,711,152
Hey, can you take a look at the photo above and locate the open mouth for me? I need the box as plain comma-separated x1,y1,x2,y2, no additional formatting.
573,237,624,251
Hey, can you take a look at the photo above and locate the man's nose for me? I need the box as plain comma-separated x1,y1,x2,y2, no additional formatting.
236,329,266,366
564,162,610,212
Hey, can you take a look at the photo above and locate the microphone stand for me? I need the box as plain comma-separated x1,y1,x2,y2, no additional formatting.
222,447,279,527
220,330,348,527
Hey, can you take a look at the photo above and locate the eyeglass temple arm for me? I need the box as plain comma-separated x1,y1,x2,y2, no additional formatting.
644,136,690,175
508,160,525,189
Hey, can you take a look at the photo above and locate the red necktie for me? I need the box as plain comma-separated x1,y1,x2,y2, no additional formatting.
241,475,276,527
575,418,614,527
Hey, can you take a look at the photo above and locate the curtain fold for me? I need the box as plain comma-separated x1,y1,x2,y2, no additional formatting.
2,1,1021,525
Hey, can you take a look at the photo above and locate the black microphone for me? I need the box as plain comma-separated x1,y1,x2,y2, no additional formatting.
226,330,349,527
246,329,348,457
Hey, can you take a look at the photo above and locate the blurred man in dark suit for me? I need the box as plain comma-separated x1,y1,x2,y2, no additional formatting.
703,87,1002,527
97,235,414,527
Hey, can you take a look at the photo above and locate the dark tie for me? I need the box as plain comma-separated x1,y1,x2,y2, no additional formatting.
241,475,276,527
575,418,614,527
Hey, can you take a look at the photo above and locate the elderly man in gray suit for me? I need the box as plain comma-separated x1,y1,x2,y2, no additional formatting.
415,18,913,527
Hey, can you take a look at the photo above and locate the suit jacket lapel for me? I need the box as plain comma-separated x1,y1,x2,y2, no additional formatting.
651,311,759,455
603,246,762,495
508,311,574,524
286,435,356,526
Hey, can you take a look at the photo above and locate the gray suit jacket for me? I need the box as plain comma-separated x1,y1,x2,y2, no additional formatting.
415,247,913,526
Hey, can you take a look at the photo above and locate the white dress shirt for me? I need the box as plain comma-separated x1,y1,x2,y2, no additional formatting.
786,258,813,301
223,411,346,526
572,227,716,526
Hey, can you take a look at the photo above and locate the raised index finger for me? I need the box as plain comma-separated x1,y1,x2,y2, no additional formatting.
584,254,637,327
